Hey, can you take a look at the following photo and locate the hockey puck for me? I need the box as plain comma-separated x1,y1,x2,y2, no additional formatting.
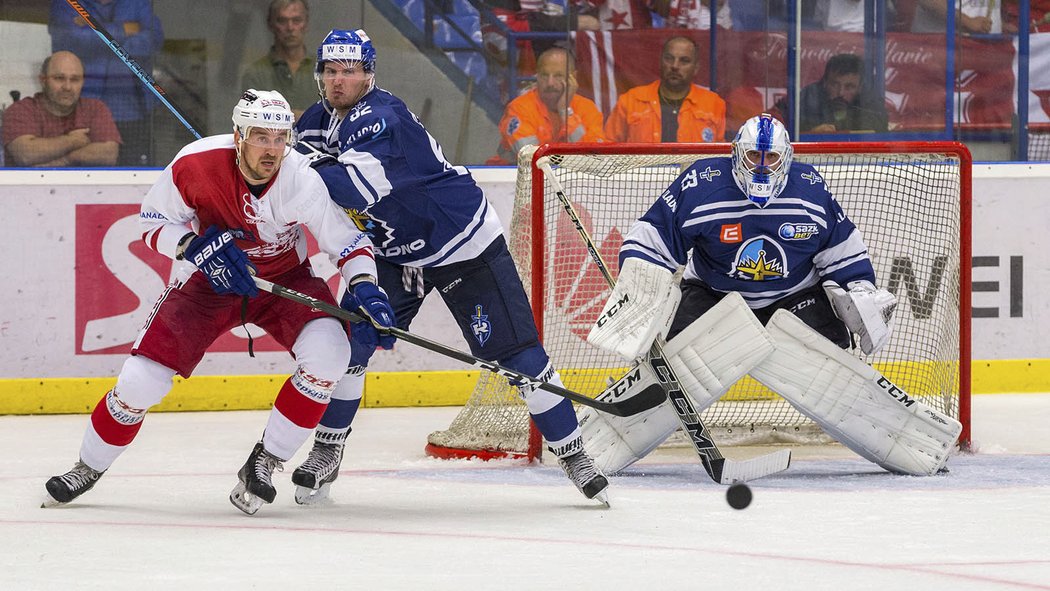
726,483,752,510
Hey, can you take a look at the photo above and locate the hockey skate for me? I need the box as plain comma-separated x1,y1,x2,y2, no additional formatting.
291,441,344,505
229,442,283,515
552,439,610,506
42,460,105,507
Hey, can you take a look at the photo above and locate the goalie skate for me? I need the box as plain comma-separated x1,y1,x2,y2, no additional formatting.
229,442,283,515
291,441,344,505
42,460,104,507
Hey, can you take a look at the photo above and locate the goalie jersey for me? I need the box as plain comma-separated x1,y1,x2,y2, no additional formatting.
295,88,503,268
621,157,876,308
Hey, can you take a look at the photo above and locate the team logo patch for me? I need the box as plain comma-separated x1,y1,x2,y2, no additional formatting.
702,127,714,142
731,236,787,281
800,171,824,186
345,208,394,247
471,304,491,347
506,116,520,136
720,223,742,243
778,222,819,240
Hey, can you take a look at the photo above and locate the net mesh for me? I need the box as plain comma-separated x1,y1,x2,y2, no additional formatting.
427,143,966,458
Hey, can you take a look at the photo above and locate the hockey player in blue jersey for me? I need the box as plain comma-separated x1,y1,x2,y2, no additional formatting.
581,114,960,477
290,29,609,504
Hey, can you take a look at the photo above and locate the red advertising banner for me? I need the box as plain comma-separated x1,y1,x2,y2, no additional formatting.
577,30,1020,132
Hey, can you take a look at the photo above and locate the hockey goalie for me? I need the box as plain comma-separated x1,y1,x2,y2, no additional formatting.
579,114,962,477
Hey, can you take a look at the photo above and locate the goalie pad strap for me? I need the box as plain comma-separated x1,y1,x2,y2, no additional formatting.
750,310,961,476
587,257,681,361
580,292,776,474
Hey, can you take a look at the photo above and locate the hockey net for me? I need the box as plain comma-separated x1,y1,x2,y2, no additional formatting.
426,142,972,461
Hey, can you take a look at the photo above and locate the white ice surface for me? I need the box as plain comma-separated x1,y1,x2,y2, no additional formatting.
2,395,1048,590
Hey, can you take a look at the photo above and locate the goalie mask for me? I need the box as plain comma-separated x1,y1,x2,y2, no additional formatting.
731,113,794,207
231,89,295,148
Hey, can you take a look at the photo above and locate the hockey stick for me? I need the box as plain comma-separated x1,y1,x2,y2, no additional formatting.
536,156,791,484
252,276,666,418
64,0,201,140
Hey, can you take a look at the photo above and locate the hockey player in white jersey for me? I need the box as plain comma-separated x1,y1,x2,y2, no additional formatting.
582,113,961,477
43,90,394,515
291,28,608,504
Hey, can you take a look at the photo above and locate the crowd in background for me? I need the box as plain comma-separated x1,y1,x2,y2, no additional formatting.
1,0,1047,168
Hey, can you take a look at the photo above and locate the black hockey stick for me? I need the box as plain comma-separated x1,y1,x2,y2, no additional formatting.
536,155,791,484
252,277,665,418
64,0,201,139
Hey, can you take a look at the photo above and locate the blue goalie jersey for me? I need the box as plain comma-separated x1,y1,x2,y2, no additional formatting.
295,88,503,267
621,157,877,308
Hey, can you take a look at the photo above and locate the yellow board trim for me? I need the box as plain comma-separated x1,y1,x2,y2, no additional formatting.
0,359,1046,415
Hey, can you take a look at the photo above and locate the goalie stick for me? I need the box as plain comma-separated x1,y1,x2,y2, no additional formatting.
536,155,791,485
64,0,201,140
252,276,666,418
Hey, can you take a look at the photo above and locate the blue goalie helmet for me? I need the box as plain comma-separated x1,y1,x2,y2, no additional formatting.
731,113,794,207
315,28,376,75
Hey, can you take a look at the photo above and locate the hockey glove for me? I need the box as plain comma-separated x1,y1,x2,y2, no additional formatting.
341,281,397,360
180,225,258,297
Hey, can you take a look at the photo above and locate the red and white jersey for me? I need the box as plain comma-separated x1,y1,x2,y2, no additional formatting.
140,134,375,284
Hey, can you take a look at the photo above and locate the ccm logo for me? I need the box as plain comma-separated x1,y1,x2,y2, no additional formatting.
595,293,629,327
720,223,742,243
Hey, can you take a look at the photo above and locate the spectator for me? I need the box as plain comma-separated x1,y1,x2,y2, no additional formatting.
242,0,317,119
815,0,865,31
2,51,120,167
605,36,726,143
1003,0,1050,33
771,53,888,133
49,0,163,167
911,0,1002,34
652,0,733,30
496,46,605,164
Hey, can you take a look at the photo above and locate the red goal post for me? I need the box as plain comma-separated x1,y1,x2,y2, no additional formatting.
426,141,972,462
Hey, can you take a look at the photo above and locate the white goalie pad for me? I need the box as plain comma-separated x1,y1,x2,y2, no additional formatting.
580,292,776,474
587,257,681,361
750,310,962,476
823,280,898,355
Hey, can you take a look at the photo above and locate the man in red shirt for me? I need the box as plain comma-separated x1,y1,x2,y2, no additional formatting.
604,36,726,143
497,47,605,164
2,51,121,167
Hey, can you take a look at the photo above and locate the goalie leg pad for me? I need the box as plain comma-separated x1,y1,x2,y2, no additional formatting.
749,310,962,476
580,292,776,473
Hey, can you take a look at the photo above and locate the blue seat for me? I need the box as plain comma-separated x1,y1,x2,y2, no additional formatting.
434,14,481,50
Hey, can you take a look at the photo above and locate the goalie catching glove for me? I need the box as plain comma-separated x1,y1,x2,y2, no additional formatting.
177,225,258,297
823,280,897,355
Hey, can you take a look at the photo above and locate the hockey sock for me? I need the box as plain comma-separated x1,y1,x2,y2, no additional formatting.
502,346,581,449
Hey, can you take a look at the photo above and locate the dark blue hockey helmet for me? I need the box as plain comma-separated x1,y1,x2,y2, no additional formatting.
315,28,376,75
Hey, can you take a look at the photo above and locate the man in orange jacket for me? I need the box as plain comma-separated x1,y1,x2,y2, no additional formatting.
497,46,605,164
604,36,725,143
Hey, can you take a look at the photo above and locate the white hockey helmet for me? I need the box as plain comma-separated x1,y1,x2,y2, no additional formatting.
731,113,794,207
231,89,295,143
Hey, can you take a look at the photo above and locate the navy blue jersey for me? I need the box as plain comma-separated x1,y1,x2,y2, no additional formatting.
295,88,503,267
621,157,876,308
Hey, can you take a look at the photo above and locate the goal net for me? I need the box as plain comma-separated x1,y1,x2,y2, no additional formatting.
426,142,972,461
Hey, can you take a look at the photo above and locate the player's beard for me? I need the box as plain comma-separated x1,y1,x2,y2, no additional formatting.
239,148,284,183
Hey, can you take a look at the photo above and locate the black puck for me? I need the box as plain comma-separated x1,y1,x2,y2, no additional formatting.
726,483,752,510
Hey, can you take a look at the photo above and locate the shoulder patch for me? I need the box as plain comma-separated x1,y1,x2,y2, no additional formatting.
506,116,520,136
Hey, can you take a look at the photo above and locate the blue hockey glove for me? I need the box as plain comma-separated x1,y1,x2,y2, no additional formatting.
341,282,397,357
180,226,258,297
